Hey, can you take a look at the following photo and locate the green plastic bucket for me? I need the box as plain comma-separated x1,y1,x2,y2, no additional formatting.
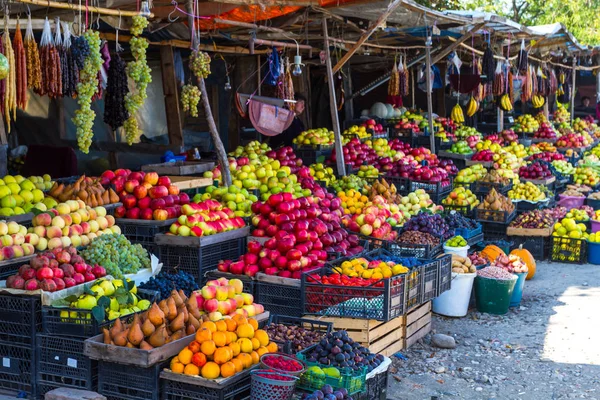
475,275,517,315
509,272,527,307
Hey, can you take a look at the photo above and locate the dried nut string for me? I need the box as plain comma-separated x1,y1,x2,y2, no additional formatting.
13,21,27,110
3,27,16,131
0,39,5,116
24,18,42,92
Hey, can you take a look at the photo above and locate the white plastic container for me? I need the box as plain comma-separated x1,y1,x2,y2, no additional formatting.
432,272,476,317
443,244,470,258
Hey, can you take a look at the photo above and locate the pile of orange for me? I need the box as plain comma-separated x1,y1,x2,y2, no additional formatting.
170,315,277,379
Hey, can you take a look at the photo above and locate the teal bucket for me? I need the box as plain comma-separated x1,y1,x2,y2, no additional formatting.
509,272,527,307
588,241,600,265
475,275,517,315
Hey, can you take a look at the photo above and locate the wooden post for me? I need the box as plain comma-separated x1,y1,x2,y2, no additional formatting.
571,57,577,121
323,18,346,177
425,35,435,153
543,101,549,120
160,46,184,149
342,65,354,121
497,108,504,132
186,0,232,187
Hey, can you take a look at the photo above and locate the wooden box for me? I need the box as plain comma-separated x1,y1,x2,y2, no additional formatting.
141,161,215,176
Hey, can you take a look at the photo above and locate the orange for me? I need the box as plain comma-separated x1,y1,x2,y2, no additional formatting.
188,341,201,354
213,347,232,365
237,338,253,353
251,338,260,350
171,356,180,365
225,331,237,344
225,319,237,332
250,351,260,365
212,331,227,347
220,361,236,378
171,362,184,374
254,330,269,347
237,353,252,369
228,342,241,357
191,353,207,368
178,348,193,365
248,318,258,331
200,340,216,356
201,362,221,379
267,342,278,353
232,314,247,326
215,320,227,332
195,328,212,343
236,324,254,339
257,346,269,357
201,321,217,333
231,357,243,373
183,363,200,376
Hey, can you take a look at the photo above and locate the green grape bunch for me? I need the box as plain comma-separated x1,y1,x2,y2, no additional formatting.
124,33,152,145
73,31,103,154
131,16,149,36
190,51,211,79
80,233,151,279
181,84,201,117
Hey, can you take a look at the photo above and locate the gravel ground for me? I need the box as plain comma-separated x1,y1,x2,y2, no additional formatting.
387,261,600,400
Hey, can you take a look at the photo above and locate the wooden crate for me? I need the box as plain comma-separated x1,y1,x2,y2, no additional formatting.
307,302,432,357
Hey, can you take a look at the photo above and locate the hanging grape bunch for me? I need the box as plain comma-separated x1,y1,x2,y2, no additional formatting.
190,50,211,79
124,16,151,145
104,54,129,129
72,30,102,154
181,84,200,117
71,35,90,70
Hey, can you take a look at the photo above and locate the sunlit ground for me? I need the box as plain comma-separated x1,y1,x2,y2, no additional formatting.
542,285,600,365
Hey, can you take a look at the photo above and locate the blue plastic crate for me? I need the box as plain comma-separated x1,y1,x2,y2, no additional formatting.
454,223,482,240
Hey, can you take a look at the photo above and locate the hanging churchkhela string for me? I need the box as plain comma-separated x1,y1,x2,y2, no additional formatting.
13,19,27,110
3,14,17,130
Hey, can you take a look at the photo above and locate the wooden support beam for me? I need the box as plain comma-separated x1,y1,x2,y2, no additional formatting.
206,0,317,6
213,18,285,33
14,0,151,17
323,18,346,177
431,23,485,65
331,0,402,74
571,57,577,121
159,46,184,149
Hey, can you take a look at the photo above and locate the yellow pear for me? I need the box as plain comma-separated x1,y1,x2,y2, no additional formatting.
169,312,185,333
141,318,156,337
127,315,144,346
148,325,167,348
148,303,165,326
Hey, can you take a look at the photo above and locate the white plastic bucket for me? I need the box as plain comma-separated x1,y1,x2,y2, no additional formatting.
443,244,470,258
432,272,476,317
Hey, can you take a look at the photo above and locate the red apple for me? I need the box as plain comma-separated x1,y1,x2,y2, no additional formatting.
126,208,141,219
149,186,169,199
133,185,148,199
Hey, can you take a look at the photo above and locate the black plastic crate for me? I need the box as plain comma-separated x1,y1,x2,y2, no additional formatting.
42,288,158,338
480,222,509,242
36,335,97,393
264,315,333,354
510,236,550,261
442,203,475,217
98,361,166,400
437,253,452,296
585,197,600,210
409,178,453,203
204,270,254,296
117,220,173,255
357,369,389,400
404,264,423,312
302,267,406,321
382,175,409,194
0,294,41,347
158,237,247,284
383,240,441,259
551,237,587,264
255,279,302,317
161,373,251,400
476,208,516,224
0,258,32,281
420,258,440,303
467,232,484,246
515,200,550,212
0,342,36,398
471,181,513,196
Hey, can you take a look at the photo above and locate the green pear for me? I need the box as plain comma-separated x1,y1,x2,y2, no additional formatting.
76,295,97,310
99,280,115,296
90,285,105,298
107,310,121,320
109,298,119,311
137,300,151,310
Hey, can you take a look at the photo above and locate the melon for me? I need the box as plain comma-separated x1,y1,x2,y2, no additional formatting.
370,103,387,119
361,109,370,117
384,104,394,118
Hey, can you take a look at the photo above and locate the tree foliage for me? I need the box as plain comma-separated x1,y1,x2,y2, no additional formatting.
414,0,600,45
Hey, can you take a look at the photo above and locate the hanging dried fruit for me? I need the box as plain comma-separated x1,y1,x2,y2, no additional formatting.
104,53,129,129
13,22,27,110
24,15,41,92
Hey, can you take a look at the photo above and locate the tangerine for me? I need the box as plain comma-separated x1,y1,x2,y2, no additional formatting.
178,348,193,365
254,330,269,347
225,319,237,332
213,347,232,365
236,323,254,339
250,351,260,365
213,331,227,347
200,340,216,356
248,318,258,330
237,353,252,369
195,328,212,343
225,331,237,344
231,314,247,326
231,357,244,373
215,320,227,332
237,338,253,353
188,341,201,353
220,362,236,378
267,342,278,353
201,362,221,379
183,364,200,376
251,338,260,350
228,342,241,356
171,362,184,374
201,321,217,333
257,346,269,357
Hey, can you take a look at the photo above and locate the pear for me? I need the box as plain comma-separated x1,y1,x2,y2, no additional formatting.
126,342,136,348
110,318,124,339
177,305,189,323
148,303,165,326
148,325,167,348
187,313,201,330
127,315,144,346
171,290,184,307
113,330,128,347
139,341,154,351
159,300,169,318
166,297,177,321
141,318,156,337
178,289,188,302
102,328,112,345
169,312,185,332
186,324,196,336
170,329,185,341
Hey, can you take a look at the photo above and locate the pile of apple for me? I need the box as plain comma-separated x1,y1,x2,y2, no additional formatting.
404,147,438,164
535,142,558,153
471,150,494,162
448,140,473,155
528,151,565,162
194,186,258,217
293,128,334,147
437,159,459,175
474,139,503,153
5,247,106,291
500,129,518,143
436,117,457,133
167,200,246,237
29,201,120,251
265,147,303,174
513,114,539,133
0,220,36,260
102,170,187,221
362,119,385,135
519,161,553,180
502,143,529,158
557,133,590,148
454,165,487,185
198,278,264,320
408,166,451,185
534,123,557,140
394,119,420,134
250,192,365,259
228,140,271,158
573,167,600,186
388,139,412,154
342,201,400,240
366,138,400,159
491,150,522,172
482,134,504,145
329,138,378,169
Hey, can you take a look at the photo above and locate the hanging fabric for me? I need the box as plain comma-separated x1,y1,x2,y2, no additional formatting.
264,48,280,86
418,64,442,92
248,99,295,136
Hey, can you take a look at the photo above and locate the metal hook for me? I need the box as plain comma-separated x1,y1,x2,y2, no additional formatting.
168,0,179,22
